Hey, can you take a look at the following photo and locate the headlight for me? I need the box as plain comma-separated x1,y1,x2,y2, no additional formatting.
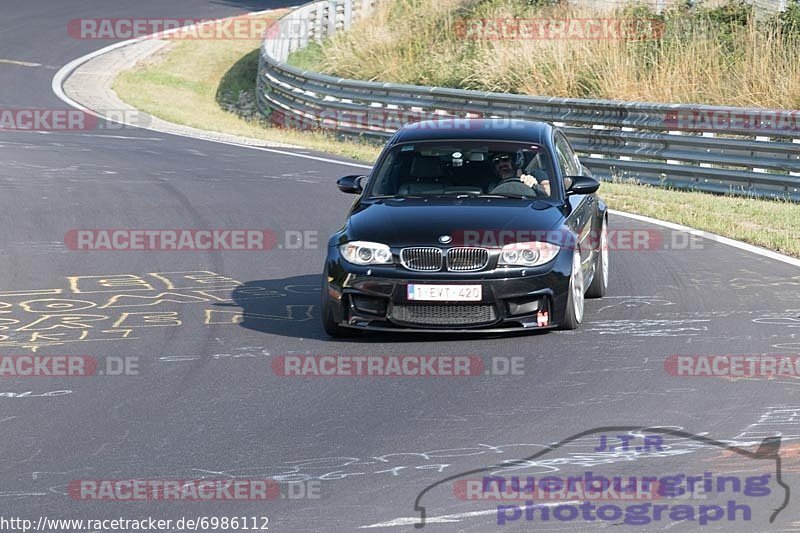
499,241,560,267
340,241,393,266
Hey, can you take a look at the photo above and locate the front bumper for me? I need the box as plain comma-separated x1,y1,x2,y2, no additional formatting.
323,246,573,333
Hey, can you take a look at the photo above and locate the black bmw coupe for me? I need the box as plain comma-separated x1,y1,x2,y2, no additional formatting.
321,119,608,336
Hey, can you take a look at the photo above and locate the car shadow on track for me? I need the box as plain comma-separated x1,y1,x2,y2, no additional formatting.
227,274,553,342
221,274,325,340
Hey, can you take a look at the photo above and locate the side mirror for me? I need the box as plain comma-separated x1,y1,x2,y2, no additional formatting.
336,175,367,194
565,176,600,195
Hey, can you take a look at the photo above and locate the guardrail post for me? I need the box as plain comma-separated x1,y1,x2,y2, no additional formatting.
618,127,633,161
666,130,682,167
343,0,353,30
325,1,336,38
589,124,607,159
699,132,714,168
753,136,769,174
335,0,346,31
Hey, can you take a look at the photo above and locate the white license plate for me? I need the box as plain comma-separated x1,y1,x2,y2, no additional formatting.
407,284,482,302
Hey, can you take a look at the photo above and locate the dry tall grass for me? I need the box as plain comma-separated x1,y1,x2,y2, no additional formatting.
311,0,800,108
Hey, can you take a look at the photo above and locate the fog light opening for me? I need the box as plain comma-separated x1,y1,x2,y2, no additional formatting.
507,297,543,317
350,294,388,316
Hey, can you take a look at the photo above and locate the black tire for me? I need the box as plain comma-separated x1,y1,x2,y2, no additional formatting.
321,276,352,338
559,250,584,330
586,216,608,299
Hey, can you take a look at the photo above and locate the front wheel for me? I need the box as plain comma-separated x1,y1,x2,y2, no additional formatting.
321,276,352,338
586,216,608,299
559,249,584,330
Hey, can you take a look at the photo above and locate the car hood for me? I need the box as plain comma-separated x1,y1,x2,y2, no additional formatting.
343,198,568,247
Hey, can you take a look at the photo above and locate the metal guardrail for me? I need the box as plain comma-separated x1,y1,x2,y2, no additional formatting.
257,0,800,201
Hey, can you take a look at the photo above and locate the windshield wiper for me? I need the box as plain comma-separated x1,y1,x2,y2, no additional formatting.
371,194,532,200
460,193,532,199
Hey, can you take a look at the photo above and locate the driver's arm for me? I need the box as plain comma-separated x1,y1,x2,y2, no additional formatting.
519,173,551,196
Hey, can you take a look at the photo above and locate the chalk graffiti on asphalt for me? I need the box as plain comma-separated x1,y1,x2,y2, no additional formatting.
0,271,314,351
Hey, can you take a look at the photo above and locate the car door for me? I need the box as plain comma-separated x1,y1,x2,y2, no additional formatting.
554,132,595,284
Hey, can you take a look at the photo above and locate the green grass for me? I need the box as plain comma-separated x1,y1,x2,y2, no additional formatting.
601,182,800,257
286,41,326,71
113,12,800,258
113,15,379,163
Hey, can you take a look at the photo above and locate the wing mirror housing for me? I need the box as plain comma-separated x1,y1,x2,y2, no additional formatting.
565,176,601,195
336,175,367,194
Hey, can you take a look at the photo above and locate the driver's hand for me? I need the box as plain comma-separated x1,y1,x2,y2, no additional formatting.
520,174,551,196
519,174,538,188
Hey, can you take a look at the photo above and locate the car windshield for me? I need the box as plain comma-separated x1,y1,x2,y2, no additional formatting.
366,141,557,200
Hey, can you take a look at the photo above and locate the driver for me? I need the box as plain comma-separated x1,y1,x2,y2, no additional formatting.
492,152,551,196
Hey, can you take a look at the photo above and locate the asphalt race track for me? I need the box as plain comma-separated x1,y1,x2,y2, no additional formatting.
1,1,799,531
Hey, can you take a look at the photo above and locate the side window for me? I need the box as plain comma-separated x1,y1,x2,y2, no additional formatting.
370,149,401,196
554,144,570,178
555,133,581,177
566,137,582,175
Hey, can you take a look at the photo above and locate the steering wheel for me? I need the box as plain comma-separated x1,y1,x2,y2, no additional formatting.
489,179,536,197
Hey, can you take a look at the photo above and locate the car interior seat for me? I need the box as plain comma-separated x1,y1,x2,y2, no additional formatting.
397,156,446,195
451,160,494,193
